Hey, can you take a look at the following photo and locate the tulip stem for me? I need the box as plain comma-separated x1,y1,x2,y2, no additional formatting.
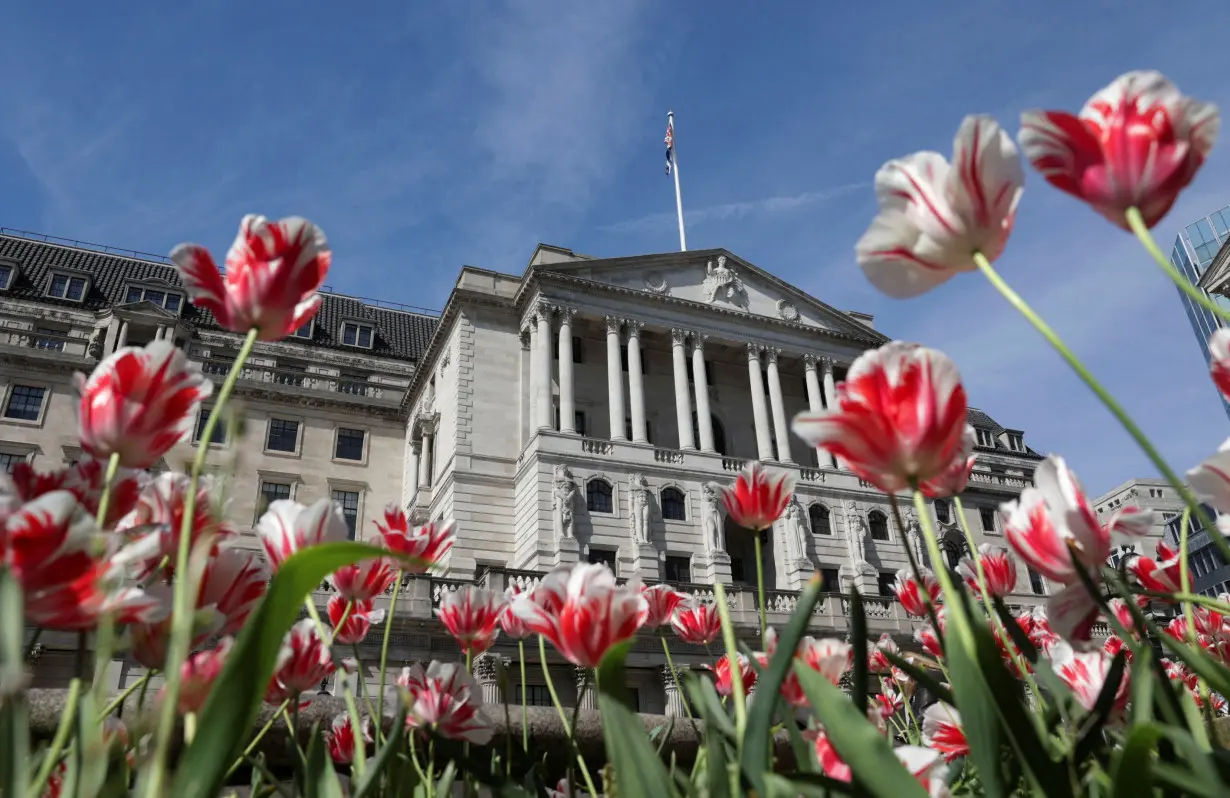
713,582,747,743
971,251,1230,568
518,638,528,754
225,699,290,778
375,570,402,746
1126,206,1230,324
144,326,259,798
93,451,121,527
537,636,598,797
753,531,767,641
343,686,368,779
659,633,694,721
28,677,80,798
100,672,151,719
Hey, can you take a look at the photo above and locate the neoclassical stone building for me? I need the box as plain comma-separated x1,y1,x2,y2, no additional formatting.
1,229,1055,711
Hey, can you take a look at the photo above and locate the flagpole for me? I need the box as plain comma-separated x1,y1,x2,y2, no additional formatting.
669,110,687,252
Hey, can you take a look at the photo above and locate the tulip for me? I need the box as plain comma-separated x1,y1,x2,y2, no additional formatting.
922,702,969,762
436,585,505,656
710,461,794,531
258,498,350,570
376,505,455,573
398,661,493,744
670,600,723,646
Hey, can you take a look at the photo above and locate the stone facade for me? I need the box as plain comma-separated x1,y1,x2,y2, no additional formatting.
1093,477,1187,566
2,231,1066,711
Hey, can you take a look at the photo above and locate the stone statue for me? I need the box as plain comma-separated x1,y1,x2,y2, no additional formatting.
551,464,578,540
702,255,747,307
843,500,867,567
629,473,652,544
701,483,726,553
786,495,809,561
903,507,925,566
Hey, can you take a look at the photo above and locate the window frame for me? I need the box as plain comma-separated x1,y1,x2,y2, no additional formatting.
264,416,303,456
46,272,90,302
291,319,315,340
256,479,295,522
573,410,587,437
934,499,951,525
340,321,375,350
867,509,890,542
808,502,832,536
819,566,840,592
333,426,368,464
660,486,687,522
877,571,896,597
1028,568,1046,596
585,478,615,515
586,547,617,569
0,261,16,291
979,506,998,534
662,555,691,583
974,428,995,447
330,487,363,540
192,407,229,447
0,445,35,474
1,383,50,426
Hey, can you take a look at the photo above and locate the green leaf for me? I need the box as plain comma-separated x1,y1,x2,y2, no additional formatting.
1073,650,1128,764
764,772,855,797
1129,646,1154,727
849,588,868,719
1112,724,1163,798
679,673,734,740
741,573,823,792
352,711,406,798
0,567,28,798
305,723,345,798
703,706,732,798
433,759,457,797
172,541,394,798
882,650,955,705
596,640,672,798
792,661,926,798
990,596,1038,663
943,621,1007,798
62,689,106,798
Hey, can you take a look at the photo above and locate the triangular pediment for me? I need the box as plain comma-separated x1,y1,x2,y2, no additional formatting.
534,248,883,341
116,300,178,320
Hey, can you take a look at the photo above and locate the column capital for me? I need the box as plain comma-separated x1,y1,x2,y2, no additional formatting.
819,355,835,374
472,653,501,684
660,663,687,687
534,297,556,317
764,347,781,365
519,327,532,349
746,342,764,362
410,439,422,456
803,353,819,369
604,315,623,334
670,328,689,346
690,334,709,355
558,306,578,322
624,319,645,336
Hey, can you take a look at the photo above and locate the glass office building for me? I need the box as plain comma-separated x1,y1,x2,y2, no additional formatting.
1171,205,1230,420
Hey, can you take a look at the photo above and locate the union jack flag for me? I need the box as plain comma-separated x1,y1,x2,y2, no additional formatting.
665,119,674,175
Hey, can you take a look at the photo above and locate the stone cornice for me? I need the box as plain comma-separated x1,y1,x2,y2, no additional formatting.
194,329,414,376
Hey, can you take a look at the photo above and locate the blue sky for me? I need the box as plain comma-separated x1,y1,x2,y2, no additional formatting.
2,1,1229,496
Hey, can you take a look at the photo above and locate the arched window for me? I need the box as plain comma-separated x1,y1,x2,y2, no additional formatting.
808,503,831,535
586,479,613,514
933,500,950,524
868,510,889,541
660,487,686,521
942,539,965,571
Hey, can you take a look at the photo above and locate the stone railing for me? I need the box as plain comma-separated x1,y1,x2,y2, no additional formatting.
0,328,95,359
192,356,404,404
968,471,1030,489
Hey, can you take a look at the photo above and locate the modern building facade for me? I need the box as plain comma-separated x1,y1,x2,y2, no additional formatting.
3,229,1058,711
1093,478,1187,567
1170,205,1230,420
1163,505,1229,597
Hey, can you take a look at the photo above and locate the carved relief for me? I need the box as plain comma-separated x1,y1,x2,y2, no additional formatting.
644,273,671,295
785,494,809,561
903,507,925,566
702,256,748,308
551,464,579,541
842,500,867,568
629,473,652,544
776,300,800,321
701,483,725,553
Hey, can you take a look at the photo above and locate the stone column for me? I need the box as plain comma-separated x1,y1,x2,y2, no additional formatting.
803,355,826,468
473,653,503,705
418,432,433,488
606,316,626,441
536,303,554,430
626,321,647,443
407,439,421,504
663,665,687,718
671,329,695,451
692,336,715,453
527,321,540,435
820,358,840,468
558,308,576,434
575,667,597,710
746,345,773,461
765,348,792,464
116,320,129,350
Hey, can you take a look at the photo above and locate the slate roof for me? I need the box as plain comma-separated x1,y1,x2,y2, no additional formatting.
0,232,437,362
967,407,1042,459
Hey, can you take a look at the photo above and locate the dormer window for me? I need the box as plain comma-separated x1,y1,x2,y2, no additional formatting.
292,320,314,340
0,262,16,291
341,322,374,349
123,284,183,313
1007,433,1023,452
974,428,995,447
47,273,88,302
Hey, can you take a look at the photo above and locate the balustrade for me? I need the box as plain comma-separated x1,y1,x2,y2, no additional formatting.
191,356,399,402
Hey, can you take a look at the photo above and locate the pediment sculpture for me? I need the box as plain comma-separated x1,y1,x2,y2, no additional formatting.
702,256,748,309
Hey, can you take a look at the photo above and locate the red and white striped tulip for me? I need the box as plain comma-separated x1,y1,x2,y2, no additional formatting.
1020,71,1219,230
710,461,794,531
329,550,397,601
510,563,648,668
917,425,977,499
1211,330,1230,402
266,619,335,703
498,584,533,639
398,661,493,744
116,472,235,578
324,713,367,765
915,611,946,659
641,583,689,629
376,505,454,573
170,638,233,715
867,633,900,674
781,636,853,707
75,341,213,468
436,585,505,656
856,115,1024,298
813,734,951,796
792,342,969,495
328,596,385,645
957,544,1017,598
1050,641,1130,718
709,653,756,697
258,498,350,570
1001,456,1109,584
170,215,332,341
894,568,941,618
8,456,144,528
670,600,723,646
1129,540,1182,594
922,702,969,762
1188,439,1230,514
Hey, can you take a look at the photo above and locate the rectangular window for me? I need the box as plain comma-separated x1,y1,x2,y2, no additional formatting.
125,286,143,303
523,685,553,707
975,428,995,447
4,385,45,421
292,322,313,339
1028,568,1045,595
587,548,617,569
342,322,373,348
980,507,996,533
48,274,88,301
164,293,182,313
335,428,366,461
266,418,299,453
258,481,292,516
332,489,360,539
194,409,227,444
34,327,64,352
663,556,691,583
877,571,896,597
572,336,583,364
144,289,166,306
819,567,840,592
0,452,24,473
0,264,12,290
574,411,587,437
730,557,745,583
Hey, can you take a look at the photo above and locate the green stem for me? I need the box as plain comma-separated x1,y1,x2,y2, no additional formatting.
518,638,528,754
351,644,381,729
328,600,353,645
1174,508,1217,738
659,633,694,721
376,570,403,745
537,636,598,797
1136,591,1230,615
93,452,121,527
753,530,767,641
1126,206,1230,325
972,251,1230,567
343,687,368,779
285,703,307,768
225,700,290,779
910,490,976,655
28,678,80,797
713,582,747,744
145,326,259,798
100,672,151,718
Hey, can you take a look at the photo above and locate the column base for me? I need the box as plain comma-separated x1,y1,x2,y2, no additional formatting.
553,536,581,568
839,563,878,595
692,551,733,584
618,543,660,581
